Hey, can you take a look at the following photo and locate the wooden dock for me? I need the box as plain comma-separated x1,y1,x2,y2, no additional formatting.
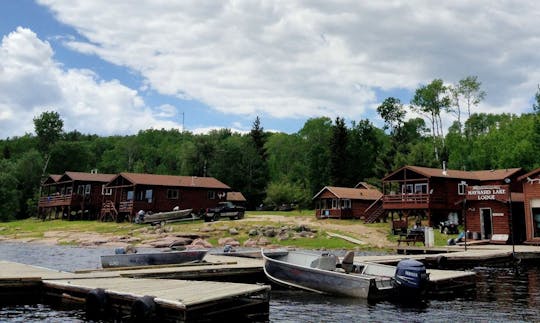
0,260,270,322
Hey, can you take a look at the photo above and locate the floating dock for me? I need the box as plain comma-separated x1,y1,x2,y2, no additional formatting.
0,259,270,322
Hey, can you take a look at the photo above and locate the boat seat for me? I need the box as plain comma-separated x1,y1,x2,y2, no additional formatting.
310,253,339,271
341,251,355,274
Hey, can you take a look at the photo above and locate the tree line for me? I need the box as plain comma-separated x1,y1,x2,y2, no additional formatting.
1,76,540,221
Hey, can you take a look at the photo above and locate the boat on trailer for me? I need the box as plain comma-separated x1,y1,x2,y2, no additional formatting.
101,249,208,268
262,249,428,300
140,208,194,224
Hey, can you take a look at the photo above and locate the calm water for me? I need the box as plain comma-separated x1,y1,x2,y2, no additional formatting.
1,242,540,322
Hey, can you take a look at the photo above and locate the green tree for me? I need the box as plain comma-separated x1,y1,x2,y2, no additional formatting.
411,79,451,162
347,119,381,184
265,180,310,208
377,97,406,133
450,76,486,129
299,117,332,196
329,117,348,186
0,159,20,221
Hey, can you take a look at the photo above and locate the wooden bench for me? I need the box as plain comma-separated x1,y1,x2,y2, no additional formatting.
397,231,425,246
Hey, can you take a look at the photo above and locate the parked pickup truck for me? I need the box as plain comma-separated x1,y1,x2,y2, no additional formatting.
204,202,245,222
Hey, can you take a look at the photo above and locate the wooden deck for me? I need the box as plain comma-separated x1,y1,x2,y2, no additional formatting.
0,259,270,322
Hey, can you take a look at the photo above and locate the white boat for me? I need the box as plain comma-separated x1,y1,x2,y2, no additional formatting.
262,249,428,300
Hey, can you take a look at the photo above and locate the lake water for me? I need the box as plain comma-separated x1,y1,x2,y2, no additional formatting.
1,242,540,322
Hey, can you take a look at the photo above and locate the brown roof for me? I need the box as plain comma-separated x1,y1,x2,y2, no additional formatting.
313,186,382,201
227,192,247,202
116,172,231,189
384,165,522,181
354,182,378,190
518,167,540,182
42,174,62,185
56,171,116,183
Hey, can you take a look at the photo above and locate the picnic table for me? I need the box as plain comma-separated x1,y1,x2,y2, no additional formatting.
397,228,425,246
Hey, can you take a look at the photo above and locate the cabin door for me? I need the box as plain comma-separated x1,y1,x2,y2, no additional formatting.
480,208,493,239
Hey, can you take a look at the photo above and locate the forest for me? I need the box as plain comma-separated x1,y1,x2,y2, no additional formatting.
1,76,540,221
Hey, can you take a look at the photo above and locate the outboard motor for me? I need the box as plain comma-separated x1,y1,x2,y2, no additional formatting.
394,259,429,296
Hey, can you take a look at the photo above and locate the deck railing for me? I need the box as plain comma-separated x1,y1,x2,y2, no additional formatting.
382,193,445,208
38,194,82,207
119,200,133,213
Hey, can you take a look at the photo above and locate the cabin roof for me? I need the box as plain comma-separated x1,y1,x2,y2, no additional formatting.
113,172,231,189
354,181,378,190
383,165,522,182
57,171,116,183
313,186,382,200
42,174,62,185
517,167,540,182
227,191,247,202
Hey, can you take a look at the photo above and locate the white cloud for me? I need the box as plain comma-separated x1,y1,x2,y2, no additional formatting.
37,0,540,124
0,27,181,138
4,1,539,139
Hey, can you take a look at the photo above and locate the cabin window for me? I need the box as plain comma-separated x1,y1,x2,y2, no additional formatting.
145,190,153,203
401,184,414,194
66,187,72,195
332,198,338,209
341,199,351,208
167,189,179,199
414,183,428,194
458,181,467,195
127,190,134,201
101,185,112,196
533,207,540,238
85,184,91,195
77,185,85,195
208,191,216,199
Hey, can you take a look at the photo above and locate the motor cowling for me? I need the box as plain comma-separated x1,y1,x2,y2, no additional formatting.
394,259,429,291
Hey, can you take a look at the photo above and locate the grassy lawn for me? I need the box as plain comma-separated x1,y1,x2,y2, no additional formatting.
0,214,461,250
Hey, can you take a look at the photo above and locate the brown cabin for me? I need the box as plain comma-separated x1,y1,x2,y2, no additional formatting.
227,192,247,206
382,166,525,243
38,171,116,220
313,183,383,220
101,172,232,222
518,168,540,244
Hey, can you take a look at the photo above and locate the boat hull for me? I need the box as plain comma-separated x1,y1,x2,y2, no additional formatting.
262,250,394,300
101,249,207,268
142,208,193,224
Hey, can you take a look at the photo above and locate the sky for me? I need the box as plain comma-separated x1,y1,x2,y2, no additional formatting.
1,0,539,139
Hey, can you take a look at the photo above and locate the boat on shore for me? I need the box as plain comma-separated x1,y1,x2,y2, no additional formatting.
139,208,194,224
101,249,208,268
262,249,428,300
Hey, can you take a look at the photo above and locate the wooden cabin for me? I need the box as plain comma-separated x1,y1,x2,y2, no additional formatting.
382,166,525,243
313,185,382,220
227,192,247,206
102,173,232,222
518,168,540,244
38,171,116,220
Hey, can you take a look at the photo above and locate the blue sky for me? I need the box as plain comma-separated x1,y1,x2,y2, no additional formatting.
0,1,538,139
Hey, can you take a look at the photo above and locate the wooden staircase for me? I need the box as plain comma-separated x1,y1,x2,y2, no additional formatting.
100,200,118,222
364,197,386,223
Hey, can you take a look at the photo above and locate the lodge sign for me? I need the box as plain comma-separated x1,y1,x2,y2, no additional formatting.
466,185,509,202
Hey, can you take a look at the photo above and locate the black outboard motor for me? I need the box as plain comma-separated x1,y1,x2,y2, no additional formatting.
394,259,429,296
